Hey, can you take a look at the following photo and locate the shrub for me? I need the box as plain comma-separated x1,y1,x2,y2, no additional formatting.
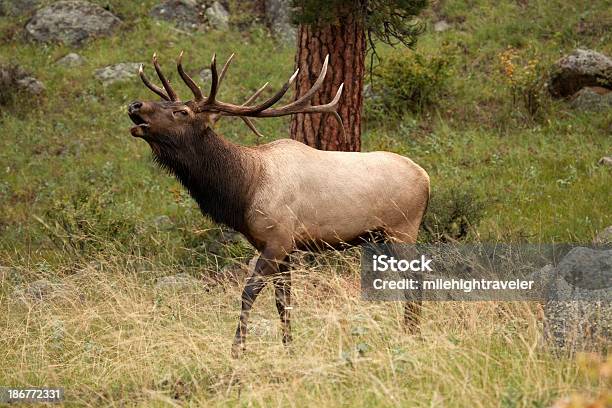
0,63,25,105
497,47,549,119
38,188,139,256
420,184,486,243
367,48,453,115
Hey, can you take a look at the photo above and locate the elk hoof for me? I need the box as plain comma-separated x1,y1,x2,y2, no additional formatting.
231,342,245,359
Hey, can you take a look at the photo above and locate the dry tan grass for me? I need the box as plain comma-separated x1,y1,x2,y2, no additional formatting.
0,252,608,407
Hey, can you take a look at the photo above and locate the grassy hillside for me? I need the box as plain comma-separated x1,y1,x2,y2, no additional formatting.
0,0,610,406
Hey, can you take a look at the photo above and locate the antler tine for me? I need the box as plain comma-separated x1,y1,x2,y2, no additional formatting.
177,51,203,101
139,64,170,101
218,53,235,88
242,82,269,106
274,55,329,112
292,82,343,114
205,53,219,105
242,68,298,113
255,82,343,117
153,53,179,102
241,117,264,139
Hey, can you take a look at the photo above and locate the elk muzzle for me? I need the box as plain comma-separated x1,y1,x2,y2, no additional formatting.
128,101,150,137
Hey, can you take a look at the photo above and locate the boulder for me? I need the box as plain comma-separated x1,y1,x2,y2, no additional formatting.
206,229,249,255
25,1,121,46
199,68,212,83
205,1,229,31
569,86,612,111
598,156,612,167
218,228,246,245
0,63,44,102
56,53,86,67
556,247,612,290
94,62,142,85
548,49,612,98
15,75,44,94
218,262,249,283
434,20,451,32
540,247,612,353
363,83,383,101
265,0,296,43
149,0,204,31
152,214,174,231
0,0,39,16
155,273,200,291
0,266,18,283
593,226,612,246
14,279,67,301
249,318,275,337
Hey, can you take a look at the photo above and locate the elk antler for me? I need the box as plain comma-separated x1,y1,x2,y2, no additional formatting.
195,53,344,137
138,52,345,138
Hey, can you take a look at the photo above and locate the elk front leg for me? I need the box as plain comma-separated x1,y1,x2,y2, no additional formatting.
231,248,285,358
273,265,292,346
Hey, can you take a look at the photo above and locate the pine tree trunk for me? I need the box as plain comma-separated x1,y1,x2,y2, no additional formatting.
290,13,365,152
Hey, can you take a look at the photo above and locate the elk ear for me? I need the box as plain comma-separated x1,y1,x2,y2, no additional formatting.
207,112,222,128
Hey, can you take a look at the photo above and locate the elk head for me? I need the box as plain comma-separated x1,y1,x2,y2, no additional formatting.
128,51,345,143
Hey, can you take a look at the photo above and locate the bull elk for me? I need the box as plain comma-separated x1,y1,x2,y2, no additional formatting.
127,52,430,357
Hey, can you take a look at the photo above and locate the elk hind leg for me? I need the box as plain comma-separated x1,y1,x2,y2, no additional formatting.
385,222,422,334
273,262,292,346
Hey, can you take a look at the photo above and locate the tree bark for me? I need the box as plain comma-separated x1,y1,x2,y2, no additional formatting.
290,12,365,152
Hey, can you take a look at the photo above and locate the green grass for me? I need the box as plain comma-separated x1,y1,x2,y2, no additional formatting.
0,0,611,406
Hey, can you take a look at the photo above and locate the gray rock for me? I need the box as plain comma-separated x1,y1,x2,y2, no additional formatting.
218,261,250,283
25,1,121,46
152,215,174,231
569,87,612,111
15,279,66,301
0,65,45,95
599,157,612,167
526,264,557,297
206,229,248,255
544,298,611,353
206,241,224,255
593,226,612,246
363,83,383,101
155,273,200,291
149,0,204,31
265,0,296,43
94,62,142,85
0,266,18,283
205,1,229,31
541,247,612,353
548,49,612,98
218,229,245,244
56,53,86,67
434,20,451,32
15,76,44,94
556,247,611,290
218,256,256,276
0,0,39,16
0,63,44,99
49,319,66,350
199,68,212,83
249,318,275,337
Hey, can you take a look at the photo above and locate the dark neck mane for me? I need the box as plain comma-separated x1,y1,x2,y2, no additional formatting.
152,127,260,233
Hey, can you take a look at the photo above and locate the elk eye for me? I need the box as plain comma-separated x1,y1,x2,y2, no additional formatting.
173,109,189,117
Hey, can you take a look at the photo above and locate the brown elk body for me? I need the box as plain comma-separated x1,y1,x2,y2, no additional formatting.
128,53,430,357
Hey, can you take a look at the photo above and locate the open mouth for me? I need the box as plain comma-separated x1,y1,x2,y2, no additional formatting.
129,113,150,137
